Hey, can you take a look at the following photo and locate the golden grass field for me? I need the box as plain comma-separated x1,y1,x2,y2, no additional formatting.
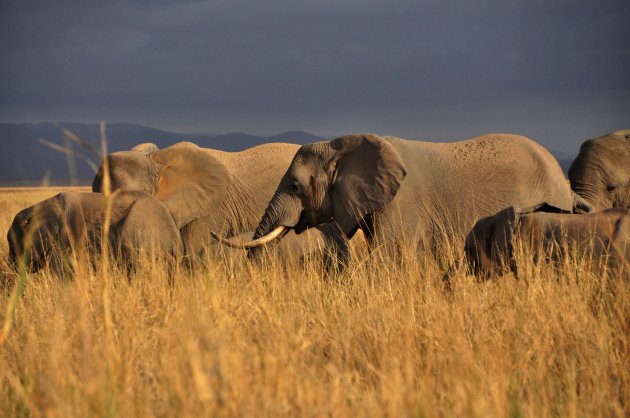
0,187,628,418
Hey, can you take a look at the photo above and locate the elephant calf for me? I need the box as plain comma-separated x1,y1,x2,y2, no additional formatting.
465,204,630,278
7,191,182,273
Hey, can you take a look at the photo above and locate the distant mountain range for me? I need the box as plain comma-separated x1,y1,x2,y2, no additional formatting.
0,122,325,186
0,122,577,186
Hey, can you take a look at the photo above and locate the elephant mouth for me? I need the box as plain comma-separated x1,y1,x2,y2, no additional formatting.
294,210,332,234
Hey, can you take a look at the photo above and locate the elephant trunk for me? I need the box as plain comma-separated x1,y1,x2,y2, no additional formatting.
253,192,302,239
243,192,302,257
569,145,612,211
572,192,594,214
570,178,608,212
569,156,609,211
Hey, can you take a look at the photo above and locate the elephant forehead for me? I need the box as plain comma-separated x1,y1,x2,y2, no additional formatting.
291,163,316,183
612,129,630,137
582,137,628,158
292,150,328,176
108,152,154,188
109,151,148,171
592,132,630,146
295,142,330,162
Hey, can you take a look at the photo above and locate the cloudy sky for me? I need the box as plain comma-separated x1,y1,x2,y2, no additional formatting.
1,0,628,152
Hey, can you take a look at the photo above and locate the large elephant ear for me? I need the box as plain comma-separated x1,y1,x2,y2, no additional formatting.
329,134,407,234
131,143,159,154
151,142,231,228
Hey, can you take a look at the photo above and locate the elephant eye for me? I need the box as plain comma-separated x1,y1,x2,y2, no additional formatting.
292,180,301,194
607,183,618,192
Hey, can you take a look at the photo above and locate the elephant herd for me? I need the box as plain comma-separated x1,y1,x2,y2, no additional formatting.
6,129,630,278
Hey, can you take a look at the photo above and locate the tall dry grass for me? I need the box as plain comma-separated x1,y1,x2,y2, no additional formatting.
0,188,628,418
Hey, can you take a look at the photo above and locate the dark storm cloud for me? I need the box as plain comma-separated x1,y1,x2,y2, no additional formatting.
1,0,629,151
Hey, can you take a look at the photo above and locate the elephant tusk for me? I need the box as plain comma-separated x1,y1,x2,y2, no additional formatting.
210,225,287,249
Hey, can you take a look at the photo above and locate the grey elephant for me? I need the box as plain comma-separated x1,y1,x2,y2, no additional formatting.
569,130,630,211
7,191,182,272
465,204,630,278
216,133,581,265
92,141,340,265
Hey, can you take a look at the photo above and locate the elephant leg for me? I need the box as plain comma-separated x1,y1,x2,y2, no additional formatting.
318,222,351,274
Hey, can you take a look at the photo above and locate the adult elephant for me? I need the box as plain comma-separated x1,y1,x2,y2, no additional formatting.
92,141,339,264
569,130,630,211
7,191,182,272
215,133,579,264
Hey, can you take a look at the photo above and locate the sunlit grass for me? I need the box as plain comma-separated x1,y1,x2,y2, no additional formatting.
0,188,628,417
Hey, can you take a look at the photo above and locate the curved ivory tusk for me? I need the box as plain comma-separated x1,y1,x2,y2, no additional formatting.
210,225,287,249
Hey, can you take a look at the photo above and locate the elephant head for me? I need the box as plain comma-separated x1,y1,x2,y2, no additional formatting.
213,134,407,248
569,130,630,211
7,193,71,270
92,142,231,228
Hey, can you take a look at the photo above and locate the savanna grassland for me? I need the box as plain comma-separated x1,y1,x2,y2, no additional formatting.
0,188,628,418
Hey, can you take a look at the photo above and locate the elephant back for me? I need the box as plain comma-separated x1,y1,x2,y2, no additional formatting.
446,134,573,213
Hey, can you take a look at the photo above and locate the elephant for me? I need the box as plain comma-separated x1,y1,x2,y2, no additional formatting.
92,141,341,266
569,130,630,211
464,203,630,278
7,191,182,273
215,133,582,266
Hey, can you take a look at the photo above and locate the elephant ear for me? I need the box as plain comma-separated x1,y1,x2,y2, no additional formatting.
151,143,232,228
131,143,159,154
330,134,407,235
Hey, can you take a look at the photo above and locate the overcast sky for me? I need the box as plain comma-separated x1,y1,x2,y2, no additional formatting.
1,0,628,152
